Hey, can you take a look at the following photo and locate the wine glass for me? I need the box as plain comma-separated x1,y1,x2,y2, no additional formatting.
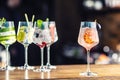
45,21,58,70
0,21,16,70
78,21,100,76
17,21,35,70
33,22,47,72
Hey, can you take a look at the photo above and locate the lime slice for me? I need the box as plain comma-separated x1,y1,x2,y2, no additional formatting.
0,36,16,45
17,26,26,42
37,19,44,29
17,31,25,42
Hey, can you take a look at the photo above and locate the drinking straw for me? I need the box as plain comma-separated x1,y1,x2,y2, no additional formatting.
24,13,30,27
32,15,35,28
32,15,35,23
46,18,49,29
95,19,97,22
46,18,49,21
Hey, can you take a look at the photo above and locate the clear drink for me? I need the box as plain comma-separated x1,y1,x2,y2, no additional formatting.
17,22,34,70
17,26,34,45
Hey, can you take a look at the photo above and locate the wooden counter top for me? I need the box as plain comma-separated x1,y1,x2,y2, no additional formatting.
0,64,120,80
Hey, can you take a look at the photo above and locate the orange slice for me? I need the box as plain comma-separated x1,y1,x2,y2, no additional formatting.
83,28,94,44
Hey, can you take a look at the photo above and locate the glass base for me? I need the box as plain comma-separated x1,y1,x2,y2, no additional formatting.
0,66,16,71
18,66,34,70
33,68,46,72
33,66,49,72
80,71,97,77
46,64,56,69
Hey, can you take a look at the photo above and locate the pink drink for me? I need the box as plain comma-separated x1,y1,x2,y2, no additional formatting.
50,24,55,42
49,22,58,44
78,27,99,50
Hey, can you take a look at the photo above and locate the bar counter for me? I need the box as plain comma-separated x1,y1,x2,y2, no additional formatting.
0,64,120,80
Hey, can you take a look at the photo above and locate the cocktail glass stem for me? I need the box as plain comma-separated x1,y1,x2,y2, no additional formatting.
24,45,29,69
86,50,90,72
18,44,34,70
33,47,46,72
46,45,56,70
5,45,9,69
2,45,15,70
80,49,97,76
40,48,44,71
46,46,50,66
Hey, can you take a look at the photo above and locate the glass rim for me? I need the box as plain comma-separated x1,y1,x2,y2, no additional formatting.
18,21,32,23
4,21,14,23
34,21,55,25
34,21,55,22
81,21,97,23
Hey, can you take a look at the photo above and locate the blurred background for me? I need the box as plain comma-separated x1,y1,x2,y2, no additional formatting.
0,0,120,66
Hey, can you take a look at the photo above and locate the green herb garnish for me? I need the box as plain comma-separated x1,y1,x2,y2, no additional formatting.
37,19,44,29
0,17,6,27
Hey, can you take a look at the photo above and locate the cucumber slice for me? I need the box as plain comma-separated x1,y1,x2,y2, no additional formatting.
0,27,15,32
0,35,16,41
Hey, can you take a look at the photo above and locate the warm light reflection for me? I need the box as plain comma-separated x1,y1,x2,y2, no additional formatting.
47,71,50,79
0,50,7,67
5,70,9,80
41,72,44,79
105,0,120,8
25,70,28,79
